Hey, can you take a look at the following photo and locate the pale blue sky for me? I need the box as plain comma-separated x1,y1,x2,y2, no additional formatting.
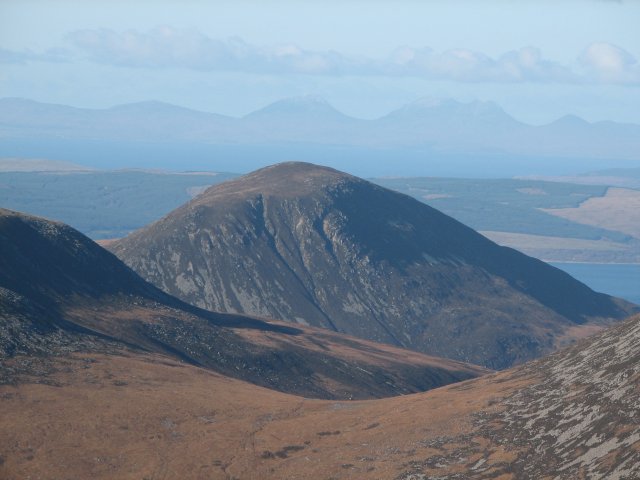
1,0,639,123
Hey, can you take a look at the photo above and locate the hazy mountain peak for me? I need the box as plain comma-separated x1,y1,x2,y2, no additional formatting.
468,99,508,116
244,95,348,118
407,96,460,109
549,113,591,127
385,97,514,123
279,94,331,106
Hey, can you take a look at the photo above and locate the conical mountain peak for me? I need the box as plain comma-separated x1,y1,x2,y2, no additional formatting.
244,95,348,119
110,163,635,369
549,114,591,128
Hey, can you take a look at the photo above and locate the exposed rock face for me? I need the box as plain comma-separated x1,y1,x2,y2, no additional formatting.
0,208,486,399
396,313,640,480
110,162,637,369
489,313,640,479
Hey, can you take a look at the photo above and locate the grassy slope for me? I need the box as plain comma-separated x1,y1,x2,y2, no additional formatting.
2,314,638,479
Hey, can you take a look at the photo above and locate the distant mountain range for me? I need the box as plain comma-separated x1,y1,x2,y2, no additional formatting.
2,96,639,175
110,162,637,369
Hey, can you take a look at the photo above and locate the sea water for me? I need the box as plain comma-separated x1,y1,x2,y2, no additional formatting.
551,262,640,306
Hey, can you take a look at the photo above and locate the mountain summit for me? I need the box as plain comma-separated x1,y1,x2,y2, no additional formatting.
243,95,349,119
111,162,636,368
383,97,514,122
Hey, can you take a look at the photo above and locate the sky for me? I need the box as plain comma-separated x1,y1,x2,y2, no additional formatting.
1,0,640,124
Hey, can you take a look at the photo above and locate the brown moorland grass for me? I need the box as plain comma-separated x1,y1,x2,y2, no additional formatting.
4,314,639,479
0,351,526,480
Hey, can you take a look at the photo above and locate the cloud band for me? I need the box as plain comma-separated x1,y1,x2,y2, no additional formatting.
2,26,638,85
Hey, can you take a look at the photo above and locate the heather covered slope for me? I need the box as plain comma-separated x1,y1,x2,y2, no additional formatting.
0,208,486,399
2,314,638,479
111,162,636,369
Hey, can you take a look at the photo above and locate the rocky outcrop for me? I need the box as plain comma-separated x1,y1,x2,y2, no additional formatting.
395,313,640,480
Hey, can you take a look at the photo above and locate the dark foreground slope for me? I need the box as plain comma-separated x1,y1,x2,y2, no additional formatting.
111,162,636,368
2,309,637,479
0,208,486,399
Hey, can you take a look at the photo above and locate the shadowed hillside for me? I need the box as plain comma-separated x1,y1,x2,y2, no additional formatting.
0,208,486,399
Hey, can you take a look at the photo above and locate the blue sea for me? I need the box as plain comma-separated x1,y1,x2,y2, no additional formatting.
551,263,640,305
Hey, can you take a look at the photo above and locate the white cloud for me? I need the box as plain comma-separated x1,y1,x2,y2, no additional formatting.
63,27,365,76
66,26,378,75
62,27,580,84
383,45,576,83
3,27,639,86
66,28,250,71
580,42,640,83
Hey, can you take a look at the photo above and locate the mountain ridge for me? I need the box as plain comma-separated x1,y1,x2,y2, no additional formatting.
3,97,640,173
3,95,638,127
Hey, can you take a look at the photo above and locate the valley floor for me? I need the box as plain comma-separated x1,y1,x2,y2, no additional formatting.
0,351,522,480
